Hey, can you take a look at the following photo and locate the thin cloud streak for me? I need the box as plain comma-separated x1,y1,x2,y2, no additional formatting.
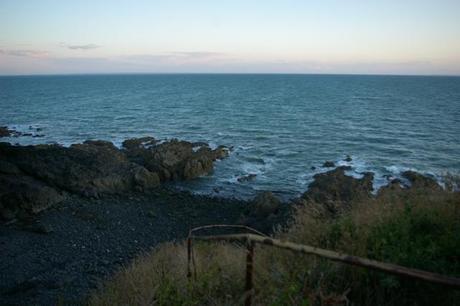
0,49,49,57
118,52,226,62
1,50,459,75
61,43,100,50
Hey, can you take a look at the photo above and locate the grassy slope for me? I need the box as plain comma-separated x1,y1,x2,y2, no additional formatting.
89,186,460,306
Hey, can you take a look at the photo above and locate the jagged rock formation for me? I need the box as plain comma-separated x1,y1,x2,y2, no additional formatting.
303,166,374,203
0,138,229,220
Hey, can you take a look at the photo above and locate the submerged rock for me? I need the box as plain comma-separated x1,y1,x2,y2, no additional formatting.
0,126,22,137
0,127,12,137
322,161,335,168
237,173,257,182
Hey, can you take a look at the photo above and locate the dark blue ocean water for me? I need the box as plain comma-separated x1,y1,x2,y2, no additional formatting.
1,74,459,199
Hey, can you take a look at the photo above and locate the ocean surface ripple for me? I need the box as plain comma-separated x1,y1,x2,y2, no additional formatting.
1,74,459,199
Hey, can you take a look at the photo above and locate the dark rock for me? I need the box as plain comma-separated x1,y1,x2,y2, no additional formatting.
322,161,335,168
0,126,11,137
183,147,214,180
0,160,22,175
147,210,156,218
237,173,257,182
192,141,209,147
0,174,65,220
0,141,159,219
302,166,374,210
250,191,281,218
124,138,227,181
402,171,441,191
22,221,53,234
0,137,228,220
0,126,22,137
122,137,156,150
311,166,316,170
133,167,160,190
240,191,284,233
213,145,230,159
81,140,118,149
377,178,406,196
344,155,352,162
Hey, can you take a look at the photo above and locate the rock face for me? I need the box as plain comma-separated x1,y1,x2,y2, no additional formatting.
241,191,283,233
0,141,159,199
249,191,281,218
123,139,228,181
0,126,45,138
0,126,22,138
402,171,441,191
0,127,11,137
0,137,228,220
322,161,335,168
303,166,374,204
0,174,64,220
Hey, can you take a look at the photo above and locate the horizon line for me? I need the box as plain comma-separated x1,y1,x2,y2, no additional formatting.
1,71,459,78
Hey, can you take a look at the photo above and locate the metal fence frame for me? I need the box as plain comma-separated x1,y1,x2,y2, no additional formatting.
187,225,460,306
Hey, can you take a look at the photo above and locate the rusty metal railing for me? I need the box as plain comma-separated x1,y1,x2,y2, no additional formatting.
187,225,460,306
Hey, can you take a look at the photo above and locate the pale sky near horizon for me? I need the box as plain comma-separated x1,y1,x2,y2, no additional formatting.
1,0,460,75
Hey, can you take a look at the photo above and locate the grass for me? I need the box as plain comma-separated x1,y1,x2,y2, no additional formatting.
89,185,460,306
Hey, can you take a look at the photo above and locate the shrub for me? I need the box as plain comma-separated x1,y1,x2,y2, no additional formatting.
90,188,460,306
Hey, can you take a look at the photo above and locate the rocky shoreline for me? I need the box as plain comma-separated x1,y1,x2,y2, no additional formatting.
0,134,447,305
0,136,228,221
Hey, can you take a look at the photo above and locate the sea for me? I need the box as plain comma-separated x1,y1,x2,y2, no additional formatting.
1,74,459,199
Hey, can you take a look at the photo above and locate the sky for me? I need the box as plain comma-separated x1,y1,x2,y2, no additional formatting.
1,0,460,75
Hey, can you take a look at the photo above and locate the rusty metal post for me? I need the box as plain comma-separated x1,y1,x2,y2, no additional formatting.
187,236,192,279
245,240,255,306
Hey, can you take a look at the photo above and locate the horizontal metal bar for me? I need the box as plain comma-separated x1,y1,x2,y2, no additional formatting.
190,233,460,289
189,224,267,237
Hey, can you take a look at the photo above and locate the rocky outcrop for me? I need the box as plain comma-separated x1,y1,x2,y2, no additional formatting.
0,126,11,137
237,173,257,182
0,137,228,220
303,166,374,204
249,191,281,218
402,171,441,191
0,174,64,220
122,137,156,150
123,139,229,181
0,126,22,137
298,164,446,217
0,126,44,138
322,161,335,168
0,141,159,198
241,191,283,233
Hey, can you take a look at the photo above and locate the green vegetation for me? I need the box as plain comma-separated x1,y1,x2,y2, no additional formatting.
90,187,460,306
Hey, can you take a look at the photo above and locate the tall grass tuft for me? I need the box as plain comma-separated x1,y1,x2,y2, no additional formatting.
90,187,460,306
